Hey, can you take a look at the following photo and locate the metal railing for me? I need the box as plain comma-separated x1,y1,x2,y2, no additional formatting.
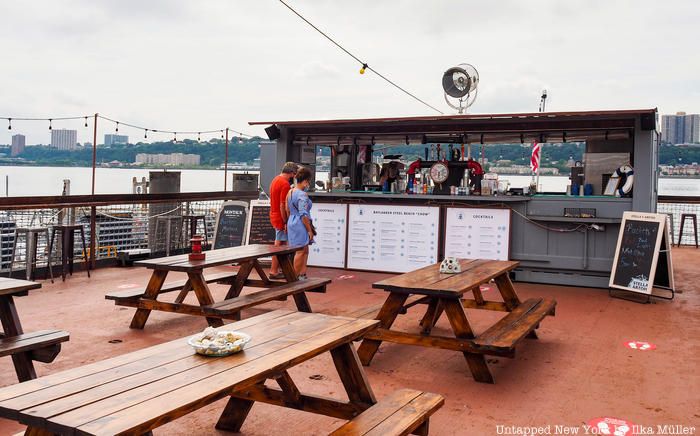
0,191,258,273
657,195,700,246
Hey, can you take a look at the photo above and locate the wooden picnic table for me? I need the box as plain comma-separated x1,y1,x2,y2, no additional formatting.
0,310,380,436
109,244,330,329
0,277,69,382
356,259,556,384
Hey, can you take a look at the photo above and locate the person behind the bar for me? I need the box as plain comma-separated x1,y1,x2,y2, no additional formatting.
285,166,314,280
268,161,298,279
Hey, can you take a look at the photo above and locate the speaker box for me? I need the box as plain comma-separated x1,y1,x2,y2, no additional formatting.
640,113,656,131
265,124,281,140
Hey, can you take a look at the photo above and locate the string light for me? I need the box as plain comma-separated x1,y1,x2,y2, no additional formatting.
84,116,88,127
144,129,148,139
48,119,52,130
115,121,119,132
7,118,11,130
277,0,443,114
197,132,201,142
174,132,177,142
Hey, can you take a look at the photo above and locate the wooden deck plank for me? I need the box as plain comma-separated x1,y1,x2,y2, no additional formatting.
0,310,295,404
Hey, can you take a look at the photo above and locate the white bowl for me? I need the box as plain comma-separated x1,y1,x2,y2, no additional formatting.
187,330,251,357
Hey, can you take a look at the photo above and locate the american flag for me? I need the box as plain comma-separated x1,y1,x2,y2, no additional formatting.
530,141,541,172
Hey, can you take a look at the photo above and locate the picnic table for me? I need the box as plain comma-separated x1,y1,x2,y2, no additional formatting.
356,259,556,384
106,244,330,329
0,310,389,435
0,277,69,382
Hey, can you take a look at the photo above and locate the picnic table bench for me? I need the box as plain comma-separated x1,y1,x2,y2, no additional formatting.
356,259,556,384
0,309,443,435
106,244,329,329
0,277,69,382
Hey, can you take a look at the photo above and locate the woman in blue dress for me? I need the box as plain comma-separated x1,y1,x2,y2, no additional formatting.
285,167,314,279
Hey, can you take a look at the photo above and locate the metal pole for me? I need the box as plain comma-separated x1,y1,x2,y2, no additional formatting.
90,114,98,268
224,128,229,192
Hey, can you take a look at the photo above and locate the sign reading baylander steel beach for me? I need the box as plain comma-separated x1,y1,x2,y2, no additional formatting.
347,204,439,273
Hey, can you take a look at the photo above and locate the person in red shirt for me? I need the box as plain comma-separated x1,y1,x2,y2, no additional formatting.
268,162,298,278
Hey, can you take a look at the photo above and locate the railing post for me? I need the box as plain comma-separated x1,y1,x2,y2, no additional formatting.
90,206,96,269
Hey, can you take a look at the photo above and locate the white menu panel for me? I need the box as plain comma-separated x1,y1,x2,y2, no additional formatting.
444,207,510,260
308,203,347,268
347,204,439,272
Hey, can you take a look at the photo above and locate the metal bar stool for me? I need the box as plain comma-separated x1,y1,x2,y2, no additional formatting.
9,227,53,281
678,213,698,248
182,215,209,249
49,224,91,282
153,216,183,256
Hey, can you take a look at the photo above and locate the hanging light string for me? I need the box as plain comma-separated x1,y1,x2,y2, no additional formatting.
1,113,255,139
277,0,444,115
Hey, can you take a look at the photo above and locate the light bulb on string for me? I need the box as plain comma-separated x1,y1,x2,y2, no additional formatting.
115,122,119,132
144,129,148,139
48,119,52,130
221,130,224,139
84,117,88,128
197,132,201,142
174,132,177,143
360,63,368,75
7,118,11,130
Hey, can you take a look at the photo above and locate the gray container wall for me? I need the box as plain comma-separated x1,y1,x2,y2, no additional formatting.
148,171,181,252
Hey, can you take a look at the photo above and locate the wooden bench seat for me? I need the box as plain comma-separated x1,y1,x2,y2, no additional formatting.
472,298,556,355
0,330,69,363
343,295,428,319
203,278,330,317
330,389,444,436
105,271,238,301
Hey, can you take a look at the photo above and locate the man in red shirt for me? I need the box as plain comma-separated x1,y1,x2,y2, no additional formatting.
268,162,298,278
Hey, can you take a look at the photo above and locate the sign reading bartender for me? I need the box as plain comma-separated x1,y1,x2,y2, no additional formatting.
347,204,439,273
444,207,511,261
609,211,674,296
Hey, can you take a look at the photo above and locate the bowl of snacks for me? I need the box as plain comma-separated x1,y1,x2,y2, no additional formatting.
188,327,251,357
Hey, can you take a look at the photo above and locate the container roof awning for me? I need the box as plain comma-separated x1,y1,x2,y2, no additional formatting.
250,108,657,145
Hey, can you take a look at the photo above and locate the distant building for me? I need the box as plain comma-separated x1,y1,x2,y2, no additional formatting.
104,134,129,146
11,134,25,156
661,112,700,144
135,153,200,166
50,129,78,150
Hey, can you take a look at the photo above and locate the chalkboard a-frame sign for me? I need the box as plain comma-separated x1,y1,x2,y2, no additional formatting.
213,201,249,249
245,199,276,246
609,211,675,297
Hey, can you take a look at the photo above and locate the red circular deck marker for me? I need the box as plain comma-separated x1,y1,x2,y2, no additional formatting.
117,284,139,289
337,275,355,280
624,341,656,351
586,417,634,435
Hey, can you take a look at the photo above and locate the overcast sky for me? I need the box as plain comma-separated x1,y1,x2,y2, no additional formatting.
1,0,698,145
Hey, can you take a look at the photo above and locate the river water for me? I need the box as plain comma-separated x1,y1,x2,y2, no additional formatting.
0,166,697,197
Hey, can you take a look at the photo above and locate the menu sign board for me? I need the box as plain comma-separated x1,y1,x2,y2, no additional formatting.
245,199,276,245
213,201,248,249
347,204,439,273
444,207,510,261
610,211,674,295
308,203,347,268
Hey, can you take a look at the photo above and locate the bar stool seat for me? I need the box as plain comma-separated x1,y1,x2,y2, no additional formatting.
49,224,91,282
10,227,53,281
678,213,698,248
182,215,209,249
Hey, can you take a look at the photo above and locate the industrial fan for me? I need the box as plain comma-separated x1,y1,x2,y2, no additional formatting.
442,63,479,114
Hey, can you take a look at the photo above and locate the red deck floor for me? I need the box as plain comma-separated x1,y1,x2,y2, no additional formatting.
1,248,698,435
